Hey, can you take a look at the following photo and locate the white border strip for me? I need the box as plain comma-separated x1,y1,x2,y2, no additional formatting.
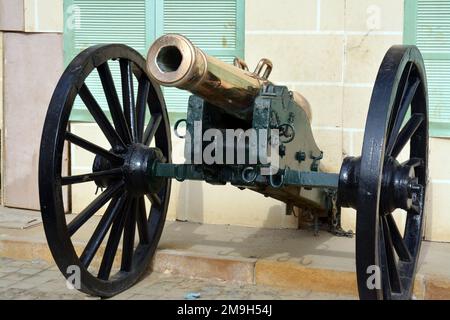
431,179,450,185
246,30,402,36
33,0,40,31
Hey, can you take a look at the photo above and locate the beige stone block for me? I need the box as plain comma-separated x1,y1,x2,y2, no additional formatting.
429,138,450,181
246,34,344,83
345,0,404,32
312,128,343,172
342,86,372,129
344,35,402,83
24,0,63,32
255,260,358,296
246,0,317,31
166,180,180,221
175,180,298,229
342,130,363,159
3,32,64,210
0,0,24,31
163,131,185,221
70,123,109,166
425,276,450,300
425,182,450,242
153,250,255,284
341,207,356,233
294,85,343,127
320,0,345,31
0,239,53,263
413,274,426,300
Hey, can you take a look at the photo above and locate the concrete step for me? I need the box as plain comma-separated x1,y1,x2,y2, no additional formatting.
1,206,449,299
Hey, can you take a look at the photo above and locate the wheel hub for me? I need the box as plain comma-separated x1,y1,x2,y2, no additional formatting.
337,156,420,213
93,144,166,196
380,156,417,213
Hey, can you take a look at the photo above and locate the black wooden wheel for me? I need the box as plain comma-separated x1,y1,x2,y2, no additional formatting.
339,45,428,299
39,44,171,297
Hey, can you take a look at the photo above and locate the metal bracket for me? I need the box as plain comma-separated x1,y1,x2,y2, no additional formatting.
310,151,323,172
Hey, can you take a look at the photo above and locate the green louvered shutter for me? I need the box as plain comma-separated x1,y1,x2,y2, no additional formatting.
64,0,150,121
159,0,245,113
405,0,450,137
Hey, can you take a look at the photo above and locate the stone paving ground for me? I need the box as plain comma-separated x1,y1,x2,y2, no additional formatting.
0,257,356,300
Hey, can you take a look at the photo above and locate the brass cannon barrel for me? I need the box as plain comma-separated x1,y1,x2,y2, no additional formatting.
146,34,311,122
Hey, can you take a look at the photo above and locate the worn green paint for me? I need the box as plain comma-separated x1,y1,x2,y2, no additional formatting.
152,162,339,189
404,0,450,137
403,0,417,46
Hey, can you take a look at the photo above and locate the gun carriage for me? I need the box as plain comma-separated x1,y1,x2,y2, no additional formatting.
39,34,428,300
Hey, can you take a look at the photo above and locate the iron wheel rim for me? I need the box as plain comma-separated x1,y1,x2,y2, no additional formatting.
356,45,428,300
39,44,172,297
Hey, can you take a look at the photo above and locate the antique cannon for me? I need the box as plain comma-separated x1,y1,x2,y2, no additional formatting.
39,34,428,300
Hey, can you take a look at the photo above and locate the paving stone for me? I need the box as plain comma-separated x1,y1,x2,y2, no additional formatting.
0,288,27,299
18,268,44,275
2,272,30,282
128,294,157,300
6,260,29,268
0,257,359,300
0,279,18,288
0,266,20,273
13,294,38,300
8,281,37,290
0,258,14,264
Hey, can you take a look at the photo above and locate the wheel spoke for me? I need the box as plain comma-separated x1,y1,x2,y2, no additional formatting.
143,113,162,146
387,77,421,155
65,132,123,165
119,59,137,143
136,196,150,244
121,198,137,272
119,59,137,142
98,195,131,280
136,78,150,143
79,84,126,152
97,62,131,144
381,216,402,293
146,193,162,208
401,157,424,168
386,214,412,262
391,113,425,158
67,181,124,236
61,168,122,186
394,62,414,113
79,195,126,268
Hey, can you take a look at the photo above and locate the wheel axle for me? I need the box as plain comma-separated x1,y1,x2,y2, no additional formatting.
338,156,422,214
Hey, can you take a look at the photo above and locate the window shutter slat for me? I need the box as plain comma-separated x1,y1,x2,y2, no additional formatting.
65,0,147,121
415,0,450,135
161,0,244,112
71,0,146,53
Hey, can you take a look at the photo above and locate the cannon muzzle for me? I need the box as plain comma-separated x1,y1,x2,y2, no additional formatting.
146,34,311,122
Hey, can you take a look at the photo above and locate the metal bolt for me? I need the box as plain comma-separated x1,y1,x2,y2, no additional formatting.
279,144,286,157
295,151,306,163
